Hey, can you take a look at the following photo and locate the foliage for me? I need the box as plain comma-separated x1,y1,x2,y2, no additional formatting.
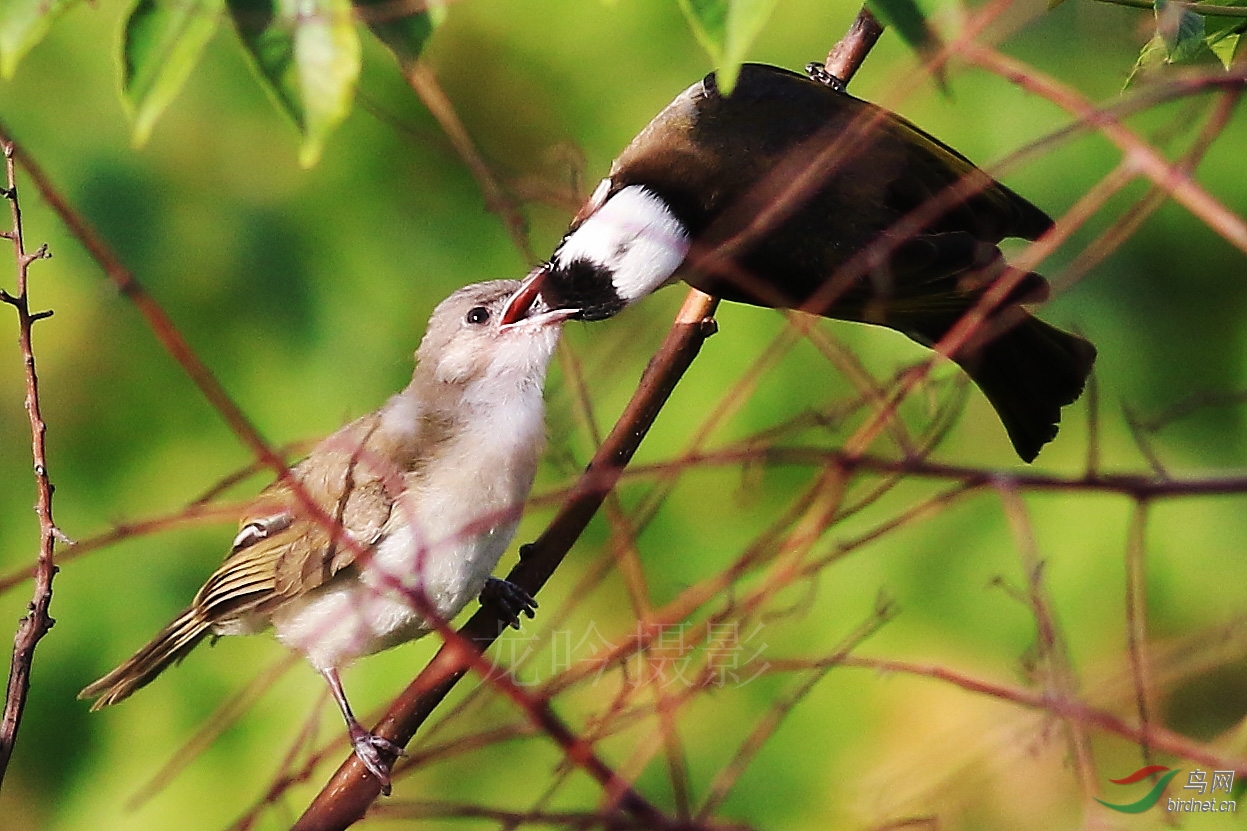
1126,0,1247,86
1,0,1246,830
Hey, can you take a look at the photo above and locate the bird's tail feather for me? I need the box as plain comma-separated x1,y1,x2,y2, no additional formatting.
954,314,1096,462
78,608,211,710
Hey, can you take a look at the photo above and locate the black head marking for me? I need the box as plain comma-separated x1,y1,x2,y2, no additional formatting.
544,258,626,322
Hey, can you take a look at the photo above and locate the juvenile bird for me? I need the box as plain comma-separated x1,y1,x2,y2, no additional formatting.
513,63,1095,461
80,280,574,793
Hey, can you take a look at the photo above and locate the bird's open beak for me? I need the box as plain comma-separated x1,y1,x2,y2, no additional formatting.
498,267,581,329
501,265,580,329
500,265,549,326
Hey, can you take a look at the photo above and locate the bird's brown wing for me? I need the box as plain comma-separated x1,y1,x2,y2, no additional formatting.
191,412,402,625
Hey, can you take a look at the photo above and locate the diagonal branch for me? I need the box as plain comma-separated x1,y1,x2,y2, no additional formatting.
964,44,1247,254
402,62,537,263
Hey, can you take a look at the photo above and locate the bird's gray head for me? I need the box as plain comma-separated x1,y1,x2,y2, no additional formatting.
416,280,572,389
534,183,691,321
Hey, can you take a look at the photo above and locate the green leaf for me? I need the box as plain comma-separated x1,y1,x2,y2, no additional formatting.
123,0,225,147
1156,0,1208,62
678,0,727,60
0,0,80,78
677,0,777,93
353,0,434,66
1207,29,1242,68
867,0,941,64
227,0,361,167
1204,3,1247,69
1125,0,1232,87
1124,32,1170,89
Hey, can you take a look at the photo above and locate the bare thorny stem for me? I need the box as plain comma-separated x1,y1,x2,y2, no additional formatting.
0,141,62,790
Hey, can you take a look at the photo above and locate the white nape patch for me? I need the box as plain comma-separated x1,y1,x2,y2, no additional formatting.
554,184,690,303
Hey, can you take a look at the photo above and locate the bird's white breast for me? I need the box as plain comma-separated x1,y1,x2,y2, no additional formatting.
272,381,547,670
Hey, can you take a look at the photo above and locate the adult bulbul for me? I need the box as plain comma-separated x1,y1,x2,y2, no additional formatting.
514,63,1095,461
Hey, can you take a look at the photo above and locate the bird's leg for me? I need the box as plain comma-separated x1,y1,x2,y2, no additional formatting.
320,667,405,796
479,576,538,630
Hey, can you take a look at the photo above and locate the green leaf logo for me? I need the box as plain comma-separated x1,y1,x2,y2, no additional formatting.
1095,767,1181,814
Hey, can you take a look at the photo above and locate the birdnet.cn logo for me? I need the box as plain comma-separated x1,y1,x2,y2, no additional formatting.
1096,765,1238,814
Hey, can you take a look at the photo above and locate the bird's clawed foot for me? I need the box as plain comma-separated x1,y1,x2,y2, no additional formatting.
346,719,406,796
480,576,538,630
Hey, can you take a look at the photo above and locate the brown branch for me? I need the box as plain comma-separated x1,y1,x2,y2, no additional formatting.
824,7,884,82
292,288,720,830
0,437,314,599
370,799,754,830
995,483,1100,804
1054,74,1244,297
0,140,63,788
128,654,301,810
0,136,388,640
695,601,894,820
0,501,245,598
1123,502,1156,770
612,445,1247,499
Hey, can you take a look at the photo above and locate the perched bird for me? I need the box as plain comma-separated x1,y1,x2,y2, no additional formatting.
81,280,575,793
513,63,1095,461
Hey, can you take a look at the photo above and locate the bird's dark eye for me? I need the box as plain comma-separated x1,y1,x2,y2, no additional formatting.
465,306,490,325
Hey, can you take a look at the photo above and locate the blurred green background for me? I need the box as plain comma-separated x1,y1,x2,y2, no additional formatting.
1,0,1246,829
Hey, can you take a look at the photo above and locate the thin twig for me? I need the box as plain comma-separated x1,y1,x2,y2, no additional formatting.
128,654,301,810
0,123,368,565
0,501,243,597
611,444,1247,499
838,655,1247,775
695,600,894,819
995,483,1100,805
0,140,62,789
403,62,537,263
965,44,1247,255
1123,502,1155,768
